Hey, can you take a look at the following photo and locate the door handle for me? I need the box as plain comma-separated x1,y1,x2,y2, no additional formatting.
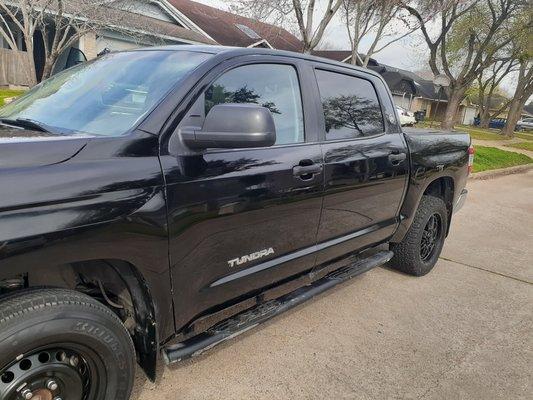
293,162,323,179
388,152,406,165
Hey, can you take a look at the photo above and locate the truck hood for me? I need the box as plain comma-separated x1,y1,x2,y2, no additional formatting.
0,126,91,168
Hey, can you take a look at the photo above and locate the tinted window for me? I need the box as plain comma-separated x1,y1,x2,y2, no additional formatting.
205,64,304,145
315,69,384,140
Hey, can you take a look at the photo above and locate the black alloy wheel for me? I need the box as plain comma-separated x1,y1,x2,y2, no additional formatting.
420,213,442,261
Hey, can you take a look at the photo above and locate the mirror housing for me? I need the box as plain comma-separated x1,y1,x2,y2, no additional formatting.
182,103,276,150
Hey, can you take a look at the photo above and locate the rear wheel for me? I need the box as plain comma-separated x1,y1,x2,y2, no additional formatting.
390,195,448,276
0,289,135,400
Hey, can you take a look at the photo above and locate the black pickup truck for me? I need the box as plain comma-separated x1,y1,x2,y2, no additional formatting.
0,46,471,400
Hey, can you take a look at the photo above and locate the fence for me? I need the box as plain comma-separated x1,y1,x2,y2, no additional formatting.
0,48,33,87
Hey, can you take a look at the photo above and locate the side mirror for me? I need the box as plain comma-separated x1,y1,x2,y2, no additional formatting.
182,103,276,150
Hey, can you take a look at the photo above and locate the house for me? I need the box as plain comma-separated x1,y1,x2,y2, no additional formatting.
0,0,216,88
167,0,303,51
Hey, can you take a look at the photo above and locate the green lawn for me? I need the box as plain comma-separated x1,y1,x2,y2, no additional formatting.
504,142,533,152
454,125,510,141
515,132,533,141
473,146,533,173
415,122,530,141
0,89,25,106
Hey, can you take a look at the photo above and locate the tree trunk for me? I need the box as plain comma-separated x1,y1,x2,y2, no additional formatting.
41,58,56,82
500,99,523,137
24,45,38,87
479,107,491,128
441,88,465,130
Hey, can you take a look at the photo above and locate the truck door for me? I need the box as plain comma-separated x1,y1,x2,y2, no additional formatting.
312,67,409,266
160,59,324,330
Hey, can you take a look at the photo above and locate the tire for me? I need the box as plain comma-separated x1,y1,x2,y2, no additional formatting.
0,288,135,400
390,195,448,276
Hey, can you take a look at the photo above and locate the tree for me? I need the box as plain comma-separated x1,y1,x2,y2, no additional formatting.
405,0,525,130
0,0,155,84
500,11,532,137
231,0,343,53
0,0,44,86
475,55,519,128
341,0,418,67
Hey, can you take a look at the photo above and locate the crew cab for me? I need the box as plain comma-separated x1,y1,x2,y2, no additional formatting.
0,46,471,400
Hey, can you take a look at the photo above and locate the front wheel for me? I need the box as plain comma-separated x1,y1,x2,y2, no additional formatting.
390,195,448,276
0,289,135,400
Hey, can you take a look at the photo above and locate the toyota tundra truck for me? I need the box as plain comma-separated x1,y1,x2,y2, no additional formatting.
0,46,471,400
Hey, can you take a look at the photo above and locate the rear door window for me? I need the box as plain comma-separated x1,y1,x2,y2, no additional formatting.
315,69,384,140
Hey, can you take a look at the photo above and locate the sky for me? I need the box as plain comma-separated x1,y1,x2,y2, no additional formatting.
193,0,430,71
193,0,519,96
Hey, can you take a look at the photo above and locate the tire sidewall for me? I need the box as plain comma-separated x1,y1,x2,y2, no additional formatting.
0,305,133,400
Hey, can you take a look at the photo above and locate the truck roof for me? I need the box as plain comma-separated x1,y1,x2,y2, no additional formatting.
135,45,384,80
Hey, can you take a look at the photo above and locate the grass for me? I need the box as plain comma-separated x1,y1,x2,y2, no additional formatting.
515,132,533,141
504,142,533,152
0,89,25,106
415,122,532,141
455,125,510,141
473,146,532,173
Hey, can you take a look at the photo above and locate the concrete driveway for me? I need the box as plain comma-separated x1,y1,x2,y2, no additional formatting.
133,171,533,400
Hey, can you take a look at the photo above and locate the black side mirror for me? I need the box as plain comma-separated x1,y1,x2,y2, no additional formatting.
182,103,276,150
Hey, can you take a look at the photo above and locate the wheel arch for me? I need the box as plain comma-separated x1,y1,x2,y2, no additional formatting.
423,176,455,235
0,259,159,381
392,175,456,243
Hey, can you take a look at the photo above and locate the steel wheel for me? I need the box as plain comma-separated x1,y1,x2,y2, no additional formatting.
0,344,106,400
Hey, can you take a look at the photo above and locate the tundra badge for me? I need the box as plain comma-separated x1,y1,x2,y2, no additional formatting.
228,248,275,268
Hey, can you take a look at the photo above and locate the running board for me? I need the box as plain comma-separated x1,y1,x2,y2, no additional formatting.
163,250,393,365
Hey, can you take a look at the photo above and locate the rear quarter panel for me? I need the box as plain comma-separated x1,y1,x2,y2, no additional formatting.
391,129,470,242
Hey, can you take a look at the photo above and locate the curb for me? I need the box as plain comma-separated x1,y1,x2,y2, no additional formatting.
470,163,533,180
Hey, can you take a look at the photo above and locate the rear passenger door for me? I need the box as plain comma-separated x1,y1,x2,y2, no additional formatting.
161,58,324,330
313,67,409,266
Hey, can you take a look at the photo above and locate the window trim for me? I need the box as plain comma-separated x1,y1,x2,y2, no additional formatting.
195,61,308,152
312,66,388,143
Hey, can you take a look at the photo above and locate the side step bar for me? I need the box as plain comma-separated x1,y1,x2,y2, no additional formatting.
163,250,393,364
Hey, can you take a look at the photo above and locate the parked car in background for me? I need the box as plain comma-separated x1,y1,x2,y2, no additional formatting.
473,117,507,129
516,117,533,131
396,106,416,126
0,46,471,400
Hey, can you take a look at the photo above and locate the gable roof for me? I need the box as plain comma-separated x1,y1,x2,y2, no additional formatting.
167,0,303,51
367,63,447,101
37,0,217,45
114,7,217,44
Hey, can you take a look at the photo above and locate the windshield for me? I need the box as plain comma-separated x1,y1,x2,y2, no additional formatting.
0,50,212,137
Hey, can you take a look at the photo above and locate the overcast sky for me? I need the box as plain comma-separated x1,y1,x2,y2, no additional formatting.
194,0,431,70
194,0,518,96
